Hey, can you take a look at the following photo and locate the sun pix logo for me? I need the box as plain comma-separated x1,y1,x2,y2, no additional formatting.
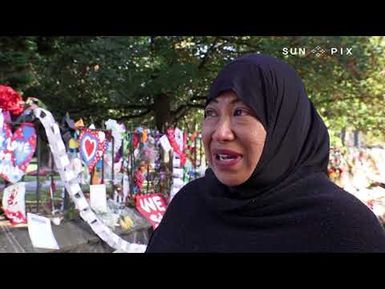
282,46,353,57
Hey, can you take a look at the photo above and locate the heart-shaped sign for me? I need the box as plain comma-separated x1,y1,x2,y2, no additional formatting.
79,128,106,172
82,136,97,162
85,138,96,157
0,111,37,183
135,193,167,229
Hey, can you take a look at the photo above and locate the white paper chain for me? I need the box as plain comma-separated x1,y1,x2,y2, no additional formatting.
33,107,147,253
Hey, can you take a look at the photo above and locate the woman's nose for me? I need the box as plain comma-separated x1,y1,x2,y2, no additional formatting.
212,117,235,142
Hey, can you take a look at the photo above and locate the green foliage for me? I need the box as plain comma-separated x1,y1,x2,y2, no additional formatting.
0,36,40,90
1,36,385,143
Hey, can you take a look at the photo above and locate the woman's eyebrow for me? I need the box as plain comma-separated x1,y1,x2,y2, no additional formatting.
207,98,219,104
231,99,245,105
207,97,243,106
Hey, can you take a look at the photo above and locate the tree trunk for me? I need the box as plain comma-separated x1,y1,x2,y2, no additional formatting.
153,93,171,133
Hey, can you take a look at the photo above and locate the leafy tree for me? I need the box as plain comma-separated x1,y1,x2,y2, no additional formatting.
1,36,385,145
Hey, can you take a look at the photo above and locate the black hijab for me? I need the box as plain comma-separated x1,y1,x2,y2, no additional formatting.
207,54,329,194
203,54,331,215
146,54,385,252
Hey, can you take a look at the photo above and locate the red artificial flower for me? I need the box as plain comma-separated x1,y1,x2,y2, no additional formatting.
0,85,25,116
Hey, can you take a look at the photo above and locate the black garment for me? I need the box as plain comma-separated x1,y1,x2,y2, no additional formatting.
146,54,385,252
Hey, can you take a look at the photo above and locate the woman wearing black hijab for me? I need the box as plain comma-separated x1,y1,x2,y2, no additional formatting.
146,54,385,252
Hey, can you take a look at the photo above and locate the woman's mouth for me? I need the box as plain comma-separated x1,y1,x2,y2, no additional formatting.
212,149,242,168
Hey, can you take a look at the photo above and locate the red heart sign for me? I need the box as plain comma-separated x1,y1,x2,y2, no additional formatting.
135,193,167,229
79,128,106,172
85,138,96,157
0,111,37,183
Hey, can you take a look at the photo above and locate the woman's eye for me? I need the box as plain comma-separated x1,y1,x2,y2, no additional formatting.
234,108,248,116
204,109,217,118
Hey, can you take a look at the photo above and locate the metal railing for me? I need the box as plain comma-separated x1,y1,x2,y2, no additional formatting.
0,128,206,216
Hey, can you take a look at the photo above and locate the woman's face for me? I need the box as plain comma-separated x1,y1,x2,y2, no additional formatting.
202,91,266,186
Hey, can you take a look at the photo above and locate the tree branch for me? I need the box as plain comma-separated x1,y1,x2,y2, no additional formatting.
115,109,152,121
173,103,204,115
216,36,262,50
172,103,204,123
198,37,219,70
313,93,385,107
173,104,204,124
191,95,206,101
117,104,152,109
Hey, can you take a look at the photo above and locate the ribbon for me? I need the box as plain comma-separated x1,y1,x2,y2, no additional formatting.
33,106,146,253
